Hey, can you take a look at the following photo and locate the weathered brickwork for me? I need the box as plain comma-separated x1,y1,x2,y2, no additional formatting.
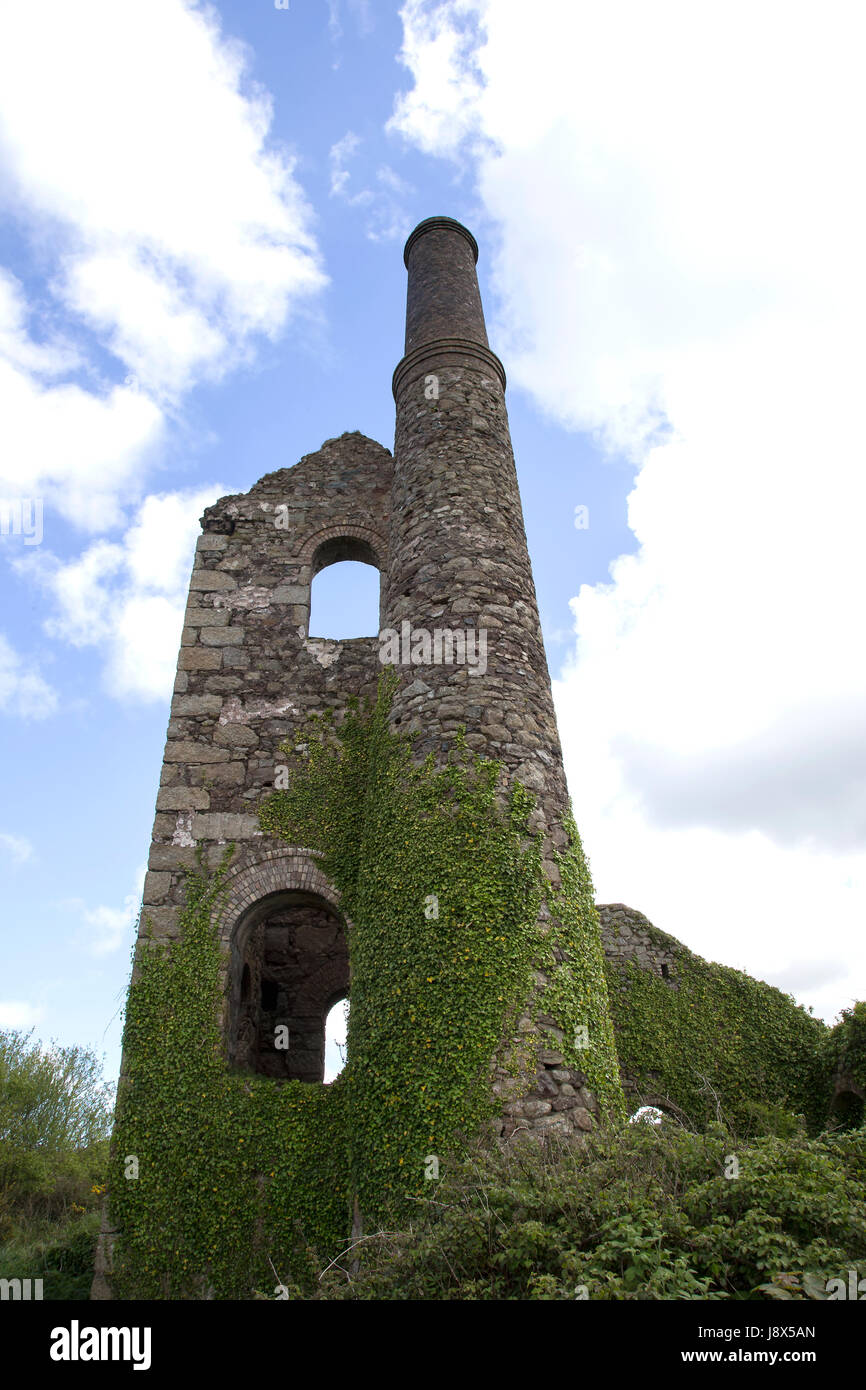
134,216,604,1139
387,220,590,1138
598,903,681,985
143,430,391,921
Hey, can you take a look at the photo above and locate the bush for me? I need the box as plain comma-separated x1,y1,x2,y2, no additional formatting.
0,1029,112,1295
0,1208,102,1300
0,1028,113,1223
309,1117,866,1300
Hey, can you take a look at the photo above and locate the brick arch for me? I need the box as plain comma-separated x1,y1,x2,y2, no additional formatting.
829,1075,865,1129
214,849,344,948
299,522,388,574
218,851,352,1083
302,523,388,640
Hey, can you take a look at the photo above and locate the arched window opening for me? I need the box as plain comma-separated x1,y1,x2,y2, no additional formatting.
830,1088,864,1131
308,560,380,639
229,891,349,1084
627,1094,689,1127
307,536,381,640
324,997,349,1083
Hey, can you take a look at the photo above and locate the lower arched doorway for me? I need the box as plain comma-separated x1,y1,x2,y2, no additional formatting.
829,1085,865,1131
228,889,349,1084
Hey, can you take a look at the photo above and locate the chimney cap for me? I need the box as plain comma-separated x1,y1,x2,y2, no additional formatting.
403,216,479,268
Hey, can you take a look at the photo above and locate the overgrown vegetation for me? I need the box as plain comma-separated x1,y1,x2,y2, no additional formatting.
108,672,623,1296
308,1118,866,1301
25,674,862,1300
0,1028,112,1298
259,670,625,1218
604,922,831,1133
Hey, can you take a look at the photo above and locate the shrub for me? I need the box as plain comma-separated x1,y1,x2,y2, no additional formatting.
310,1117,866,1300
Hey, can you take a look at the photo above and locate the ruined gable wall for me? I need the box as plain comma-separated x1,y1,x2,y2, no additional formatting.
140,431,392,946
597,903,829,1129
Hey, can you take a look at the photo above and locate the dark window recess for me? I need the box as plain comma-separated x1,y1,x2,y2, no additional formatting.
661,964,670,979
231,893,350,1083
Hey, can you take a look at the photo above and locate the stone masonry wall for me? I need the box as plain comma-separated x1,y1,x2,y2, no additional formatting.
135,220,611,1148
386,219,606,1140
597,903,682,985
139,430,392,967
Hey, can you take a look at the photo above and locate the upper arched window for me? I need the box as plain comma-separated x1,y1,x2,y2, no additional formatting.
308,536,381,639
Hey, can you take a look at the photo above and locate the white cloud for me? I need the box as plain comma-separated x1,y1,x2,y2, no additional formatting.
326,0,344,48
0,832,35,864
329,132,413,241
326,0,375,57
83,899,139,959
0,0,325,391
330,132,364,198
391,0,866,1022
61,252,229,400
0,0,326,529
0,633,58,719
77,865,146,958
24,484,224,702
0,272,164,531
388,0,487,157
0,1000,43,1029
0,269,80,378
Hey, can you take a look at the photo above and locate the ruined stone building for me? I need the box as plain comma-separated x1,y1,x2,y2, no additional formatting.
135,214,616,1137
96,218,861,1298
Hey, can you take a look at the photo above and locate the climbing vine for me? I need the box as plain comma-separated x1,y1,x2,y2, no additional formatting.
603,921,830,1134
108,670,857,1296
109,671,625,1296
825,1003,866,1087
109,853,349,1299
259,670,625,1225
822,1002,866,1127
543,809,626,1121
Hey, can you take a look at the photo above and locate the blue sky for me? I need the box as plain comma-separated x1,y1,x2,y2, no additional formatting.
1,0,864,1090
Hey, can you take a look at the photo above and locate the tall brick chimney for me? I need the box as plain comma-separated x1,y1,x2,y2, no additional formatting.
387,216,569,867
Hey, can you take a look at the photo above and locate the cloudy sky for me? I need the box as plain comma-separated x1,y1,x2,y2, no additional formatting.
1,0,863,1085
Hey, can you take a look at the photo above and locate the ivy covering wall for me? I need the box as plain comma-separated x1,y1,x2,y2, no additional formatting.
822,1002,866,1127
108,856,350,1298
260,672,625,1221
824,1003,866,1088
108,673,624,1297
603,916,831,1133
108,672,858,1297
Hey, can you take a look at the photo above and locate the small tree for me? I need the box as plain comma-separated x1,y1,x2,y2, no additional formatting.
0,1029,114,1220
